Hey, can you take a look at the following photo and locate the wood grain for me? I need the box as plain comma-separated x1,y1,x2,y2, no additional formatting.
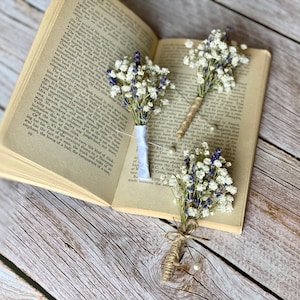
1,0,300,157
0,179,280,299
0,0,45,108
0,261,47,300
121,0,300,159
216,0,300,42
198,140,300,300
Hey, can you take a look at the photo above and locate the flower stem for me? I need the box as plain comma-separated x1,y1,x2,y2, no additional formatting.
161,232,186,282
176,96,203,139
162,219,199,282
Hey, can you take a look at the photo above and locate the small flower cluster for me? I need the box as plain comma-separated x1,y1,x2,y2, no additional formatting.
183,29,249,95
162,142,237,224
106,51,175,125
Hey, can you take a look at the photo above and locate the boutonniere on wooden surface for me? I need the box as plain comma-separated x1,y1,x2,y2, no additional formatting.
106,51,175,179
176,28,249,139
161,142,237,282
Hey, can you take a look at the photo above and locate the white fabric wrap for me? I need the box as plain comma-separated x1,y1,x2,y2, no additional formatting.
135,125,150,180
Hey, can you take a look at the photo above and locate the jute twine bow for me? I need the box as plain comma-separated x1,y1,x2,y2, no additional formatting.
161,219,209,282
176,96,203,140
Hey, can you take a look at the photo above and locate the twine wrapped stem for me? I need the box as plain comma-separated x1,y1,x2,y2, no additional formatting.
161,219,208,282
176,96,203,140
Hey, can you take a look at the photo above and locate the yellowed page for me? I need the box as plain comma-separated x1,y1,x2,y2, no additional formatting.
0,0,158,205
113,39,271,233
0,147,109,206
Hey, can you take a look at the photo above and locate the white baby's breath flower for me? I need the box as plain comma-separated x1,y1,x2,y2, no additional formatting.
183,56,190,65
226,195,234,203
161,99,170,106
138,70,144,76
136,86,146,96
208,180,218,191
106,51,174,125
202,208,210,218
194,148,200,155
231,56,240,67
161,67,170,74
183,149,190,157
218,168,228,176
219,41,227,50
182,174,190,183
202,142,208,149
213,159,222,167
196,183,206,191
203,165,210,173
185,39,194,48
125,72,134,82
116,72,126,81
218,194,226,203
217,86,224,93
187,207,198,217
196,161,204,169
203,158,211,165
161,144,236,230
110,85,120,97
153,107,161,114
120,64,128,72
240,44,247,50
143,105,150,112
196,170,205,179
160,174,168,185
241,56,250,64
148,86,158,99
114,60,123,69
216,175,226,185
225,175,233,185
182,28,249,100
109,70,116,78
168,175,177,187
229,46,237,53
121,85,131,92
226,185,237,195
197,74,205,84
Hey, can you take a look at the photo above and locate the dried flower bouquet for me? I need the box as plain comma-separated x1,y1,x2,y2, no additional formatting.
106,51,174,179
176,29,249,139
161,142,237,282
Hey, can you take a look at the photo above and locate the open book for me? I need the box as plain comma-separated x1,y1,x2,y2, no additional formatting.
0,0,271,233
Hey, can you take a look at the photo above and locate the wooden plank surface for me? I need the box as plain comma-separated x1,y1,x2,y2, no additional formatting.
0,0,45,108
0,261,47,300
121,0,300,158
0,0,299,299
216,0,300,42
0,179,283,299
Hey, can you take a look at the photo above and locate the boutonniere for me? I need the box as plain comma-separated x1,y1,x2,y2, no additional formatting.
106,51,175,179
176,29,249,139
161,142,237,282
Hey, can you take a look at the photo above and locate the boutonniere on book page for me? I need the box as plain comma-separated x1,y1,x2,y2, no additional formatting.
160,142,237,282
106,51,175,180
176,28,250,139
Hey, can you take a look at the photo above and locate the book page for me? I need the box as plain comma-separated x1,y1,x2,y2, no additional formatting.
113,39,271,232
0,0,158,204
